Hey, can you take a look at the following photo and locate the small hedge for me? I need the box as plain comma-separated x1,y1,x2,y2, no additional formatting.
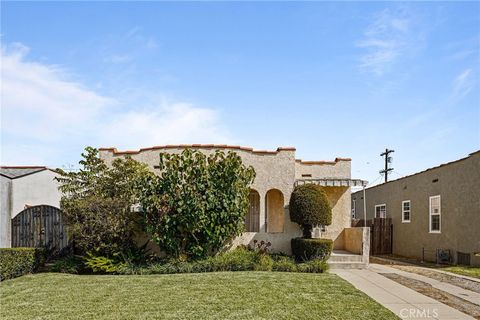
0,248,46,281
51,248,329,275
291,238,333,262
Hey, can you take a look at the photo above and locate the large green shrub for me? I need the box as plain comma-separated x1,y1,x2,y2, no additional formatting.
289,184,332,238
136,149,256,259
0,248,45,281
57,147,152,258
291,238,333,262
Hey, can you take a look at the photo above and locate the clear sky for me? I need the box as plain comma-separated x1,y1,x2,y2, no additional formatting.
1,1,479,185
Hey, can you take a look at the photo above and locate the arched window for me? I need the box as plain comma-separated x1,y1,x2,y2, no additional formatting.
245,189,260,232
265,189,285,233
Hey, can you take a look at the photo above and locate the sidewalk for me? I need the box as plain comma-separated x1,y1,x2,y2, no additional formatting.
332,266,475,319
371,256,480,284
369,263,480,306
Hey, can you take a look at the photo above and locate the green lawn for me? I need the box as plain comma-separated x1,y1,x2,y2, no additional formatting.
441,266,480,279
0,272,397,320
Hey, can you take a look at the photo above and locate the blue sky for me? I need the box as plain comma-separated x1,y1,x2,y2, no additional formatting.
1,1,479,185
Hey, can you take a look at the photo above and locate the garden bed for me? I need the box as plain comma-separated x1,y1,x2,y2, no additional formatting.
49,248,329,275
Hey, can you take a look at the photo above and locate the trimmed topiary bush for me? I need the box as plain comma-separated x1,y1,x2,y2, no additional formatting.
289,184,332,238
291,238,333,262
0,248,46,281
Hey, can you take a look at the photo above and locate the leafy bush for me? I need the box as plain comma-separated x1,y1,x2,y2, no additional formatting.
207,247,258,271
289,184,332,238
291,238,333,262
49,255,84,274
136,149,256,259
272,256,298,272
0,248,45,281
297,259,329,273
254,254,274,271
57,147,152,258
103,248,328,275
83,253,127,274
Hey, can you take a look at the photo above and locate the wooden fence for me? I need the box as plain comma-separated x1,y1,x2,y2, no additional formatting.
352,218,393,255
11,205,68,251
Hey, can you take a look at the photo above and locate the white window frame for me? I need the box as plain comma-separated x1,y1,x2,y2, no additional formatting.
375,204,386,218
429,195,441,233
352,199,356,219
402,200,411,223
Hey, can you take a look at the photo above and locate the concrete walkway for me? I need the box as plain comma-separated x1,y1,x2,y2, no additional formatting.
333,265,475,319
369,263,480,306
371,256,480,284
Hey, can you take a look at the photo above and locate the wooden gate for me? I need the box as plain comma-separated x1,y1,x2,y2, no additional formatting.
11,205,68,250
370,218,393,255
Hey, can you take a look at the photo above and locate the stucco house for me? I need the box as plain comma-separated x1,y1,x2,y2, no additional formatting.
351,150,480,266
0,166,62,248
100,144,369,267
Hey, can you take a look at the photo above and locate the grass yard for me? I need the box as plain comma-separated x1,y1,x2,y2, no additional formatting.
441,266,480,279
0,272,397,320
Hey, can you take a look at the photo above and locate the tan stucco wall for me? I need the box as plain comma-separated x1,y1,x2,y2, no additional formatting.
351,151,480,266
313,186,351,250
295,160,351,179
344,227,363,254
100,145,352,254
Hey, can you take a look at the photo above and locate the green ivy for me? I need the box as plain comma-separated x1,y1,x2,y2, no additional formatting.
136,149,255,258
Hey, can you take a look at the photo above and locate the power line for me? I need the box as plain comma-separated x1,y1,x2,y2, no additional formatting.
379,148,395,183
368,174,384,187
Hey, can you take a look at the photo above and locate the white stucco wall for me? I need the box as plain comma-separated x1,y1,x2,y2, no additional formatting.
0,170,62,248
0,176,12,248
10,170,62,219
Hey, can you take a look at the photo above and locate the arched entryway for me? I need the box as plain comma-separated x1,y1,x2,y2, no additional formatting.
11,205,68,250
265,189,285,233
245,189,260,232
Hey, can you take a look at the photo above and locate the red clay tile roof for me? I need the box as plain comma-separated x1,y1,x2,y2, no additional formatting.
99,144,351,164
99,144,297,155
295,158,351,165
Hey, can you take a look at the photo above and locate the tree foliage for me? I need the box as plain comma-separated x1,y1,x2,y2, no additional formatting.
289,184,332,238
136,149,256,258
57,147,153,257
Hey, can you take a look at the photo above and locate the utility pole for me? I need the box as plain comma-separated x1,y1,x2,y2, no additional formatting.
379,148,394,183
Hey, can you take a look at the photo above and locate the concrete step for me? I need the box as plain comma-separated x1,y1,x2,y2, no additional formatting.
328,261,368,269
329,254,363,263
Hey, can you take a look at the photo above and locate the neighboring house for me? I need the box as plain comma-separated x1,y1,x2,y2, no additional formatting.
351,151,480,266
0,166,62,248
100,144,368,257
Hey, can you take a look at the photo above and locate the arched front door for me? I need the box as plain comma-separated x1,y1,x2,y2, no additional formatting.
11,205,68,250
